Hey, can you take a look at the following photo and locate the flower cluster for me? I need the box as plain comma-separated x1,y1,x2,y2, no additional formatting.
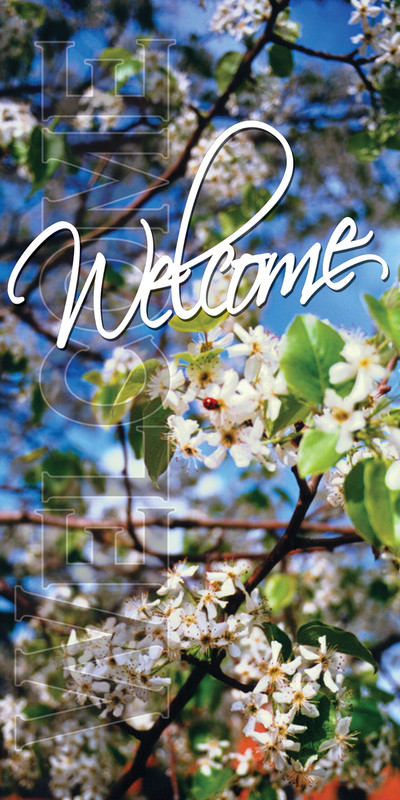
168,110,270,200
143,322,394,480
349,0,400,67
58,560,356,795
0,98,36,150
73,87,125,133
210,0,273,40
0,694,125,800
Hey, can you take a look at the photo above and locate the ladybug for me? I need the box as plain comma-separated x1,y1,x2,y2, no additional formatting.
203,397,220,410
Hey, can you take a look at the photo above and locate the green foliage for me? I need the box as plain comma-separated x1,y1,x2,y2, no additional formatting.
262,622,293,660
100,47,141,91
215,51,243,92
11,0,46,23
113,358,160,406
269,44,294,78
380,68,400,113
190,768,234,800
142,399,174,487
27,126,78,194
350,698,385,737
91,380,130,426
295,694,333,763
365,289,400,354
128,395,148,459
265,392,308,436
31,382,47,425
347,131,381,163
248,784,278,800
22,703,54,719
347,116,400,162
241,184,275,219
297,429,342,477
24,449,103,511
297,620,378,671
344,457,400,554
264,573,297,612
280,315,344,405
169,308,229,333
0,349,28,374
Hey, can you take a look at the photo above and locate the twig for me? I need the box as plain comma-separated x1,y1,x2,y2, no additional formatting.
116,422,144,552
270,32,379,108
0,509,359,537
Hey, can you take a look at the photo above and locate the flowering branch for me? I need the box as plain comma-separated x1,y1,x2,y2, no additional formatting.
103,469,324,799
269,32,378,105
18,0,290,301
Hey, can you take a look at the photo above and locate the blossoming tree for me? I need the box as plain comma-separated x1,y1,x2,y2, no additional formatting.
1,1,400,799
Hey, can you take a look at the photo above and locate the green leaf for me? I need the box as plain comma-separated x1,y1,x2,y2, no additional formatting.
100,47,141,91
380,68,400,114
365,291,400,353
264,573,296,612
106,742,128,766
280,315,345,405
295,694,333,763
344,459,382,549
142,399,174,487
219,206,247,237
248,784,277,800
92,381,129,427
11,0,46,23
169,308,229,333
344,458,400,554
350,699,384,736
215,51,243,92
31,382,46,425
191,767,234,800
8,138,28,164
27,126,67,193
364,459,396,547
175,348,223,365
242,184,274,219
128,396,147,459
297,620,378,672
262,622,292,661
297,429,342,477
83,370,104,388
22,703,54,719
382,288,400,353
269,44,294,78
113,359,160,406
266,393,308,436
365,293,392,335
347,131,381,162
20,446,47,463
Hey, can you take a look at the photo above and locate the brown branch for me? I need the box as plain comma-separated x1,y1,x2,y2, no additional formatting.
104,464,323,799
20,0,290,304
270,32,376,66
181,653,256,692
8,303,104,362
376,353,399,397
270,32,378,107
104,663,208,800
0,509,359,537
233,470,323,604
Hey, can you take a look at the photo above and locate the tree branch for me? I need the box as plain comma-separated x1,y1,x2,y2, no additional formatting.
20,0,290,302
0,509,359,537
104,464,323,799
